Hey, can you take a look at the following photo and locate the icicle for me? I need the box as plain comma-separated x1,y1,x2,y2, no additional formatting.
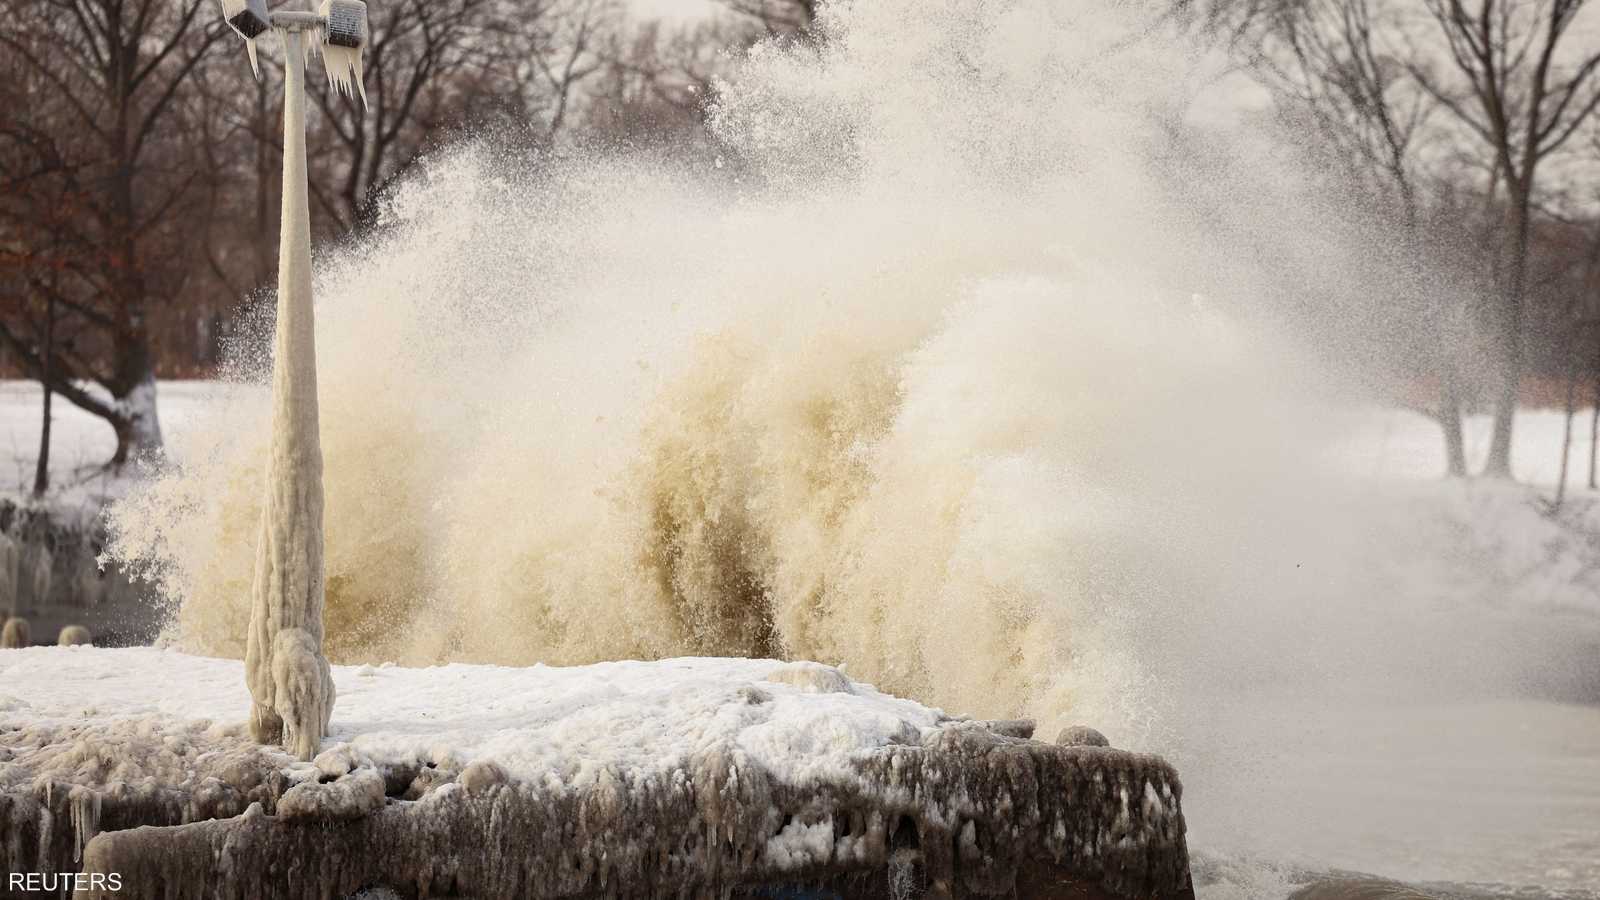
36,797,53,866
319,0,369,110
322,43,367,109
69,786,102,863
218,0,269,79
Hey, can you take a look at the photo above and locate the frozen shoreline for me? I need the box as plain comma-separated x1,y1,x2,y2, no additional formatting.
0,648,1193,898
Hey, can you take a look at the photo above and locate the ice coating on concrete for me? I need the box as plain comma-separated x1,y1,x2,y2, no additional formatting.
0,648,1190,898
245,27,335,763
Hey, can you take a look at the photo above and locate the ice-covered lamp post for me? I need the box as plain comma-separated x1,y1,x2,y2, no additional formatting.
219,0,369,761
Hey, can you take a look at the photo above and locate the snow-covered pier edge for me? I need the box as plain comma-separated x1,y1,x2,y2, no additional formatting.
0,651,1192,898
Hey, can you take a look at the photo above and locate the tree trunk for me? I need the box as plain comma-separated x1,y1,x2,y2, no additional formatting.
32,296,54,498
1440,368,1467,478
1482,194,1534,479
1482,331,1520,478
1554,325,1582,510
107,373,164,467
103,59,163,470
1482,280,1522,478
105,331,163,469
1589,374,1600,491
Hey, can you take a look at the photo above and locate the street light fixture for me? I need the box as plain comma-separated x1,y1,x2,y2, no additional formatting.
221,0,369,105
217,0,370,761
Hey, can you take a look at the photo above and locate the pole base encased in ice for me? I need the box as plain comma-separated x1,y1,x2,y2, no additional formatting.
244,27,335,763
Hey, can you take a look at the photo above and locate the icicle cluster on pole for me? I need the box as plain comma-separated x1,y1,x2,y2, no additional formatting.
220,1,369,104
216,0,370,761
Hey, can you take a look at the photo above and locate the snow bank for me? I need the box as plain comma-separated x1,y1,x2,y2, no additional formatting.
1333,479,1600,620
1329,404,1600,486
0,380,233,517
0,649,1192,898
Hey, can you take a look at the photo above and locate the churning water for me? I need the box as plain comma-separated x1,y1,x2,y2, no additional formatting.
110,1,1599,896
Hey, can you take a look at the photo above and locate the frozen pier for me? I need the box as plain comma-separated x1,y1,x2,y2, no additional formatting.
0,650,1192,898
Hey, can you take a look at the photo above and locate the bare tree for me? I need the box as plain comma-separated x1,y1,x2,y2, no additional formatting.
583,15,744,149
1552,232,1600,509
294,0,498,231
1563,132,1600,499
1589,132,1600,491
33,291,55,497
0,0,224,467
1410,0,1600,478
1250,0,1477,477
717,0,817,40
488,0,620,143
252,0,627,232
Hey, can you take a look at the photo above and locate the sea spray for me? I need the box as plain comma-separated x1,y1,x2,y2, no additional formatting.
102,3,1570,881
108,0,1365,737
97,3,1600,895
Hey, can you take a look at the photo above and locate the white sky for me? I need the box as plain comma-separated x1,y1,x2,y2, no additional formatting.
629,0,719,23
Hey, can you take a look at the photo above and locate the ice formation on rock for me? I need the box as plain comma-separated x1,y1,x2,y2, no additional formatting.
25,537,52,610
0,650,1192,899
1,617,30,648
763,661,856,694
0,716,289,876
0,529,17,615
0,501,159,641
1057,725,1111,748
0,504,51,612
244,28,334,762
966,719,1037,740
45,724,1188,899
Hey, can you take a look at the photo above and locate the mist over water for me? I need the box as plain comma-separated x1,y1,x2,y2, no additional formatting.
109,1,1598,894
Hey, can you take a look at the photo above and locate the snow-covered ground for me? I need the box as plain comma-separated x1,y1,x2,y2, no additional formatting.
0,380,250,517
1331,407,1600,623
1330,405,1600,487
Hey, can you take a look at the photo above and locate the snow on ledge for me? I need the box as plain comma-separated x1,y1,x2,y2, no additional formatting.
0,649,939,787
